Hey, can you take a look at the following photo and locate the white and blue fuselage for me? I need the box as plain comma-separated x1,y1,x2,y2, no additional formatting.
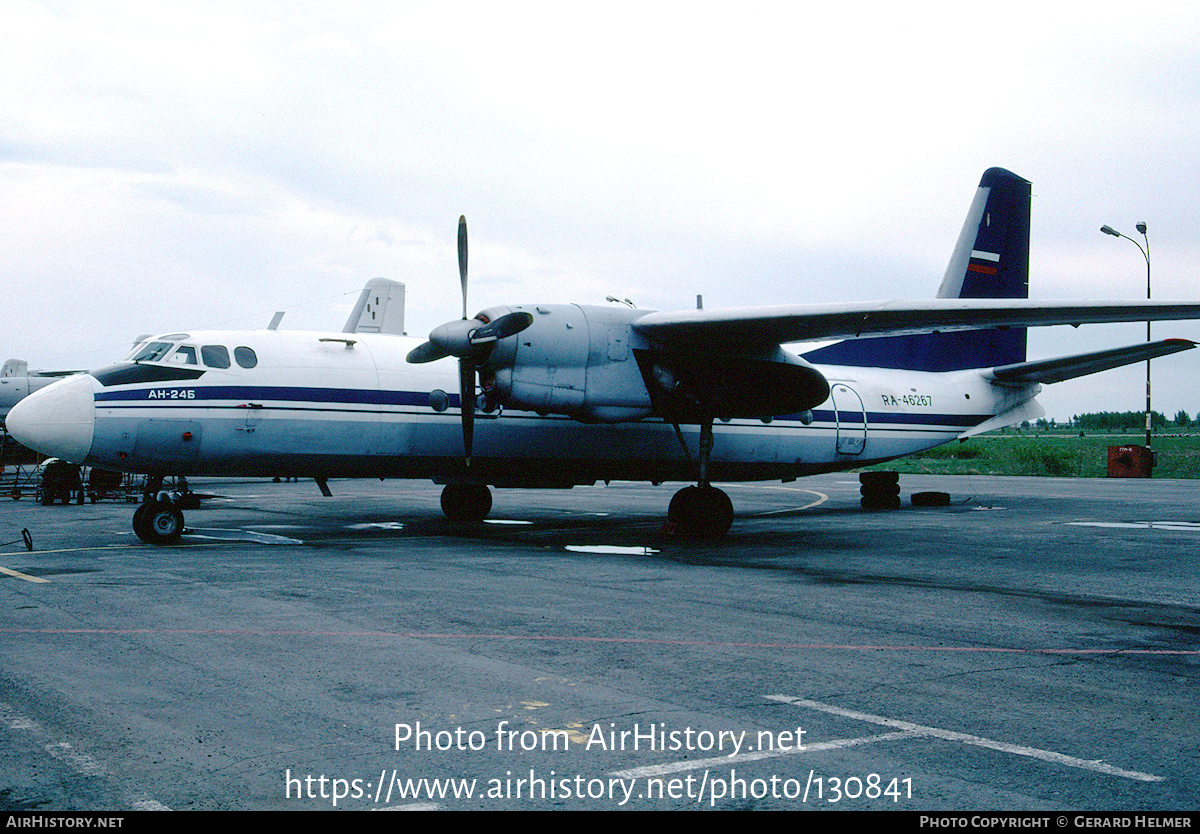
9,323,1034,487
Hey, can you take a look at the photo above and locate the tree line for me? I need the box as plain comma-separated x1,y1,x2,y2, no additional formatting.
1067,410,1188,431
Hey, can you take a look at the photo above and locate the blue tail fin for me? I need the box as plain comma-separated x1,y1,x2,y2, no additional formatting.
803,167,1031,371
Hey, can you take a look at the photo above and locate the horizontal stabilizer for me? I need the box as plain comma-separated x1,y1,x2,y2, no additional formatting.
988,339,1196,384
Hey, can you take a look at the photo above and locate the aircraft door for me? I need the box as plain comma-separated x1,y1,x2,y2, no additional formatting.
831,384,867,455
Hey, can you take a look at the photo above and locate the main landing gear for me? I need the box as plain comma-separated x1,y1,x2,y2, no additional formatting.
667,484,733,537
440,483,492,522
434,418,737,536
667,417,734,537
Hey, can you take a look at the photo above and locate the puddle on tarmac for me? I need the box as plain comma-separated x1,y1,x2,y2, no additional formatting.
565,545,661,556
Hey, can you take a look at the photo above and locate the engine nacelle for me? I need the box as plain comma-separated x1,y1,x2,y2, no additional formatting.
478,304,654,423
476,303,831,424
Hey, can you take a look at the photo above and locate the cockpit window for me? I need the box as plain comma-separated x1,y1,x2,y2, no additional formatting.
132,342,174,363
122,341,148,360
170,345,198,365
201,345,231,369
234,346,258,369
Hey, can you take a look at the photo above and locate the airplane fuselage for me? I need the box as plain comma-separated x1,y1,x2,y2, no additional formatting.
15,316,1036,488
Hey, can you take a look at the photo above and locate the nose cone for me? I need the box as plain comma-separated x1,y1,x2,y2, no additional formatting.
6,373,96,464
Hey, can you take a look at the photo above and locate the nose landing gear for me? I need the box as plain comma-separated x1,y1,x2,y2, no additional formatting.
131,476,192,545
133,499,185,544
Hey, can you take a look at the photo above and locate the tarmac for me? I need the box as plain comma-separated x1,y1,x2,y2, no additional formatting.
0,473,1196,811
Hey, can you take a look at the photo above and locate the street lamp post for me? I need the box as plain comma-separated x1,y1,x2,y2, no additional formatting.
1100,222,1152,448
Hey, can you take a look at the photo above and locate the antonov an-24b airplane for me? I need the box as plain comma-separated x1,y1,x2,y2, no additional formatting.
9,168,1200,543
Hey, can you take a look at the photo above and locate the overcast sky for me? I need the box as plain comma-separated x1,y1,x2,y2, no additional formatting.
3,1,1200,421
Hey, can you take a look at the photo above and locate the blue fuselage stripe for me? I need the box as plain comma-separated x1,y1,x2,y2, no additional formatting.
93,386,987,429
94,385,438,407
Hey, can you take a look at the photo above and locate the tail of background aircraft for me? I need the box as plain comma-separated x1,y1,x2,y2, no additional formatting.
343,278,407,335
802,167,1031,371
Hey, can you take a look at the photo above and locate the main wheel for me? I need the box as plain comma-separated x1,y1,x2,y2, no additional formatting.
440,484,492,522
668,485,734,536
133,501,185,545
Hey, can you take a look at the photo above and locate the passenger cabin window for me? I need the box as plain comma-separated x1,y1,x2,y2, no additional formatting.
234,346,258,369
170,345,198,365
201,345,231,369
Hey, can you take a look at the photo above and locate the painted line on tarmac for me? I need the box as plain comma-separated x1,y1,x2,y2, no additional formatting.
184,528,304,545
0,565,49,583
723,484,829,516
766,694,1164,782
0,700,172,810
1067,521,1200,532
375,802,442,811
610,729,918,779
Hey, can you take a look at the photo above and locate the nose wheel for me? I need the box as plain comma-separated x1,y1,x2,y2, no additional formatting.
133,499,185,544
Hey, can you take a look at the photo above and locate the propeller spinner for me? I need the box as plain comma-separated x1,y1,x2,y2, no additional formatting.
406,217,533,465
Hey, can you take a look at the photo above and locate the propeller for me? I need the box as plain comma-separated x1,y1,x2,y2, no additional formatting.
457,216,473,465
406,216,534,466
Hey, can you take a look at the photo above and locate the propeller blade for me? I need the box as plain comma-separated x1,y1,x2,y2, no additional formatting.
406,341,450,364
458,216,468,320
460,359,475,465
468,311,534,345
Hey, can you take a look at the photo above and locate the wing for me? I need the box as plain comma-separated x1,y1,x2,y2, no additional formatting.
631,300,1200,347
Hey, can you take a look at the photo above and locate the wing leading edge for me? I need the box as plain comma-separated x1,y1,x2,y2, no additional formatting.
632,300,1200,350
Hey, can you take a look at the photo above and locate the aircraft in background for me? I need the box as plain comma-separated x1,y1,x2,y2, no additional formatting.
8,169,1200,543
0,360,85,423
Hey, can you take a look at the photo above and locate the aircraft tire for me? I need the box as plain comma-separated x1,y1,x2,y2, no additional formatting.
860,482,901,497
133,501,184,545
859,470,899,486
440,484,492,522
668,485,734,536
911,491,951,507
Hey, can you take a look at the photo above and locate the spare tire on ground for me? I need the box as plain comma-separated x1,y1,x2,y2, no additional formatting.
911,491,951,507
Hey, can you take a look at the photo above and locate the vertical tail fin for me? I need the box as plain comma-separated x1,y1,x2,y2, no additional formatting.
342,278,407,335
803,167,1031,371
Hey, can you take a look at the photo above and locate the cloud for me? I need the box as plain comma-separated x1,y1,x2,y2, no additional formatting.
3,1,1200,417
